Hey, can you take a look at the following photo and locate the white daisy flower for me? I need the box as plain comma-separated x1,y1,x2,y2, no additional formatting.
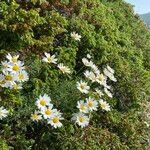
7,61,25,73
82,58,94,67
87,71,97,82
3,72,16,88
106,65,115,74
36,94,51,109
95,88,104,97
42,52,57,64
58,63,71,74
77,100,89,113
0,106,9,120
6,53,19,63
16,70,29,82
72,113,90,128
41,106,56,119
86,97,98,111
99,99,111,111
104,88,113,98
77,80,90,94
71,32,81,41
31,111,42,122
84,70,91,78
96,73,106,84
82,58,90,66
84,70,97,82
88,61,96,68
48,111,64,128
104,67,117,82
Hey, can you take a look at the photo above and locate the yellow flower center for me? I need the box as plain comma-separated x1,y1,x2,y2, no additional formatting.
80,84,85,89
45,109,52,115
5,75,13,81
32,114,39,120
80,104,85,110
79,117,85,123
48,57,52,63
12,65,20,71
18,74,24,80
40,99,46,106
101,103,107,109
98,74,105,81
88,101,93,107
53,117,59,123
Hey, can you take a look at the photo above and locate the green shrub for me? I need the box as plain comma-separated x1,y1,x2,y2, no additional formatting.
0,0,150,149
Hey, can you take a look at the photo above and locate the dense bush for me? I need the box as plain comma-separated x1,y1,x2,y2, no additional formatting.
0,0,150,149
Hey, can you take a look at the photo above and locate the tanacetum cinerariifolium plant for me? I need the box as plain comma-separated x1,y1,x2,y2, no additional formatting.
0,0,149,149
0,50,116,129
0,53,29,120
0,53,29,89
31,94,64,128
72,54,117,128
30,49,117,128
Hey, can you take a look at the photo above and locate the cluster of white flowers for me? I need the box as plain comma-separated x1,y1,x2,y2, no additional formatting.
0,106,9,120
81,54,117,98
0,49,117,129
42,52,71,74
72,96,111,128
71,97,97,128
31,94,64,128
0,53,29,90
72,54,117,128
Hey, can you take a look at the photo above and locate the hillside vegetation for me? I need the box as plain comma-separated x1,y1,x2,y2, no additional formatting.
0,0,150,149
